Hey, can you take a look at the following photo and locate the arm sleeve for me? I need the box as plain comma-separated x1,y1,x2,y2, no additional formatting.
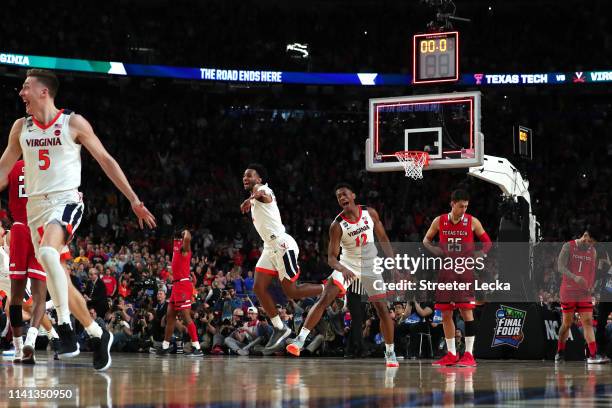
478,231,492,254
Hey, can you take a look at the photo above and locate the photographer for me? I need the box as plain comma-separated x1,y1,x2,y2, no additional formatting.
396,300,434,359
224,306,269,355
211,308,244,355
132,310,155,352
194,308,217,351
220,286,243,320
106,307,133,352
134,269,158,299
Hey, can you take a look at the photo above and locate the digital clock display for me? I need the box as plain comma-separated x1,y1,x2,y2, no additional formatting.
413,31,459,84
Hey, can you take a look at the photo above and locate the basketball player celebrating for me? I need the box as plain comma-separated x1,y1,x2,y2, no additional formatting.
0,69,156,371
555,229,609,364
286,183,399,368
241,164,323,352
157,229,203,357
423,189,491,367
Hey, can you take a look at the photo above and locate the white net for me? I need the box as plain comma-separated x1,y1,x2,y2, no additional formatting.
394,151,429,180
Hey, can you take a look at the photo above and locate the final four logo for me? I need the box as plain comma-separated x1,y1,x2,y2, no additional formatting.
491,305,526,348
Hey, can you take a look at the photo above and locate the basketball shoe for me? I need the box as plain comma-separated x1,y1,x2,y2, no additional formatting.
432,352,459,366
56,323,80,359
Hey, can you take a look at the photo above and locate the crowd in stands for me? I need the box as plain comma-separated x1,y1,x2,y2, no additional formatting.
2,1,611,73
1,32,612,356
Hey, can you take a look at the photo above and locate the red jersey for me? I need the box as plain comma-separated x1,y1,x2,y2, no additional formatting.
8,160,28,224
171,239,191,281
438,213,474,256
561,240,596,296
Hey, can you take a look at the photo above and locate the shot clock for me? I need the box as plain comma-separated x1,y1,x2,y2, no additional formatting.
413,31,459,84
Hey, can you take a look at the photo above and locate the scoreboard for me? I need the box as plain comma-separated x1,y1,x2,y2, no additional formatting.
413,31,459,84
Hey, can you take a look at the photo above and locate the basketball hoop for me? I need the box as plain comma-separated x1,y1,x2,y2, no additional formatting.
394,150,430,180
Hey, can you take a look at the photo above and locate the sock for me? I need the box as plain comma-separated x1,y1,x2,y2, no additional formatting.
25,327,38,348
85,322,103,338
385,343,395,354
38,247,70,325
47,327,60,340
557,340,566,352
13,336,24,351
446,338,456,355
292,328,310,349
192,341,201,350
187,321,199,343
162,340,170,350
588,341,597,358
270,315,284,330
465,336,475,354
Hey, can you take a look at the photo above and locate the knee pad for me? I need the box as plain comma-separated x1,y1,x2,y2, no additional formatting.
9,305,23,328
38,246,60,267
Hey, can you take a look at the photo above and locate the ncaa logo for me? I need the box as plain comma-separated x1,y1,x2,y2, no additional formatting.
496,309,505,319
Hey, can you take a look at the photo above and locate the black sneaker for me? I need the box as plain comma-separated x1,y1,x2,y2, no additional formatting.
187,349,204,357
51,338,61,360
156,347,170,356
21,345,36,365
554,350,565,363
264,326,291,351
56,323,80,359
90,330,113,371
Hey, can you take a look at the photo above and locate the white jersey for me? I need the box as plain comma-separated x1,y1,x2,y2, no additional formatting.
250,184,286,246
336,206,377,269
19,109,82,197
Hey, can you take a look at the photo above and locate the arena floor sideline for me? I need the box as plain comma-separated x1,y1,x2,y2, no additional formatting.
2,352,612,407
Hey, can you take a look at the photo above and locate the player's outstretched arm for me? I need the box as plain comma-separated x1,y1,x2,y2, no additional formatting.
0,119,24,191
423,216,444,257
368,207,394,259
71,114,156,229
328,222,355,282
251,184,272,203
182,230,192,253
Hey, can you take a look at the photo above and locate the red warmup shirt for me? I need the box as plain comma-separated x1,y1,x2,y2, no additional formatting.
8,160,28,224
171,239,192,281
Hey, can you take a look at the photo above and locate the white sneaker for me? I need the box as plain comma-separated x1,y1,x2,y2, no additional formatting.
587,354,610,364
13,347,23,364
385,351,399,368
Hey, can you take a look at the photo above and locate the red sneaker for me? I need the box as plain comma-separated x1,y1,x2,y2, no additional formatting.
457,352,477,367
286,343,301,357
211,345,225,355
432,352,459,367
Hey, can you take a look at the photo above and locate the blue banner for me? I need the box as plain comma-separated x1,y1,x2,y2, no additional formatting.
2,51,611,86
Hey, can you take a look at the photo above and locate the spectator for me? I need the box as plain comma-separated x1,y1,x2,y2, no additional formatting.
224,306,269,355
101,268,117,297
244,270,255,296
85,268,109,319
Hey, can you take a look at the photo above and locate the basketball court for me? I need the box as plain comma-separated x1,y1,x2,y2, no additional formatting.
2,353,611,406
